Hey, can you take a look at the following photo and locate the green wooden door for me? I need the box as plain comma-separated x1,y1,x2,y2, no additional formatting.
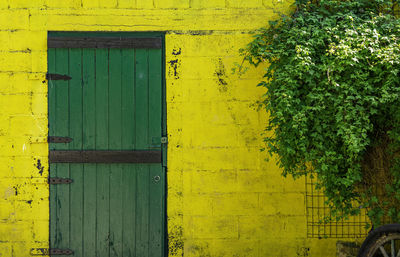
48,34,165,257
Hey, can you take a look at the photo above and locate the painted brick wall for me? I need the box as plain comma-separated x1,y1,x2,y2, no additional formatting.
0,0,347,256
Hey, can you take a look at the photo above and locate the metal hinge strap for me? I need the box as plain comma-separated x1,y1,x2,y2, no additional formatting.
48,136,73,143
46,73,72,81
48,177,73,184
30,248,74,255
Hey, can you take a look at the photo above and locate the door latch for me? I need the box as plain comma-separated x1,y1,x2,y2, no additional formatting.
151,136,168,147
161,137,168,144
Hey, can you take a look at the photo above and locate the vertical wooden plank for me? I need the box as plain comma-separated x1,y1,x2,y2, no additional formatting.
110,165,123,257
122,165,137,257
95,48,109,150
135,49,150,257
83,164,96,257
96,164,110,256
55,164,70,248
149,164,164,257
121,49,137,257
109,48,123,257
48,48,58,249
83,49,96,150
121,49,135,150
49,164,58,248
136,164,150,257
135,49,149,150
148,49,164,257
54,48,70,151
69,49,83,151
148,49,162,147
69,165,83,255
69,48,84,256
48,48,57,150
95,48,110,257
109,49,122,150
82,49,96,257
54,48,70,250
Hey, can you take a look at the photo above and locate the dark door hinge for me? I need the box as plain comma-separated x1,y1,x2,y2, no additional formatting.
30,248,74,255
46,73,72,81
48,177,73,185
48,136,73,143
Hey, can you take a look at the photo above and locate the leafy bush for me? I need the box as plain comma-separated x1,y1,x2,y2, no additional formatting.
242,0,400,226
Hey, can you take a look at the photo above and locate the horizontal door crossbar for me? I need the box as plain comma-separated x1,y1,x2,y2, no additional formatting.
49,150,162,163
48,37,162,49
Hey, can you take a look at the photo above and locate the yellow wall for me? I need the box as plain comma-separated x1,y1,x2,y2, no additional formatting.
0,0,345,256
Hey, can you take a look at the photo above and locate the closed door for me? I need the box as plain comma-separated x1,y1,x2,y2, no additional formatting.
48,34,165,257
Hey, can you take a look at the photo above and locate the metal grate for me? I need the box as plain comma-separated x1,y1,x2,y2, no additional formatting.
305,176,370,238
394,2,400,17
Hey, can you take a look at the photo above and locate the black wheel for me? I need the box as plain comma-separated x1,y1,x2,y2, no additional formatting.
358,224,400,257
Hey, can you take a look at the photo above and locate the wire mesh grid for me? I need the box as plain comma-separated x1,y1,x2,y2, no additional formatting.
394,2,400,16
305,176,370,238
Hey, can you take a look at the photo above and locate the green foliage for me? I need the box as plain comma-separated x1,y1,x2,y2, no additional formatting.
242,0,400,225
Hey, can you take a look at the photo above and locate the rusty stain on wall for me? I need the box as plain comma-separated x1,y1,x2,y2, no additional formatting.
214,58,228,93
168,58,181,80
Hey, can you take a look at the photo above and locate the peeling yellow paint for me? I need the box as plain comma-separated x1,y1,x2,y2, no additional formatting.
0,0,355,256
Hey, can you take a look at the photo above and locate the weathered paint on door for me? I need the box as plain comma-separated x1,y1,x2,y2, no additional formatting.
48,34,165,257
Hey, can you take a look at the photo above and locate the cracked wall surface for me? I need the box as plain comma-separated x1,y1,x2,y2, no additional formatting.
0,0,344,256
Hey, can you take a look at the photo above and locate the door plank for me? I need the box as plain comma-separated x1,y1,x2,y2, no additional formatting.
148,49,164,257
109,48,122,150
69,48,83,150
135,49,150,256
70,163,84,256
136,164,150,257
56,164,70,248
48,48,58,249
83,164,97,257
54,49,71,249
48,48,57,151
49,164,58,248
82,49,96,150
121,49,137,257
69,48,84,256
122,165,137,257
95,49,111,256
82,49,97,257
148,49,162,149
54,49,70,152
109,48,123,257
95,48,109,150
96,164,110,256
149,164,164,256
110,165,123,257
135,49,149,150
121,49,136,150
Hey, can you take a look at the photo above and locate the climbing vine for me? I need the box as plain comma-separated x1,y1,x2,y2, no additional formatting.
241,0,400,226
